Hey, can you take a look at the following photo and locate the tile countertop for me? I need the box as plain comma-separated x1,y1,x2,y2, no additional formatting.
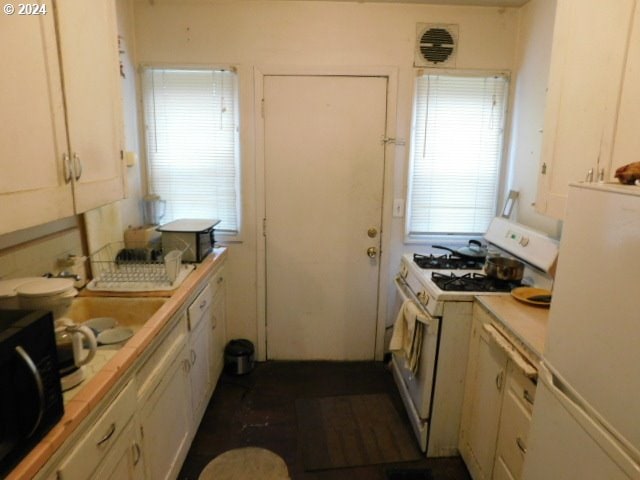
8,247,228,480
474,294,550,359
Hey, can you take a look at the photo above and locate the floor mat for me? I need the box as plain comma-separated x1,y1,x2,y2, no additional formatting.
296,393,422,471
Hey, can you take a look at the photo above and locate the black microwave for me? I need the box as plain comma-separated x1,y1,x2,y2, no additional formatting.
0,309,64,477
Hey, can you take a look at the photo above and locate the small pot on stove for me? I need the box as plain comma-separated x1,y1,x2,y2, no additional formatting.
484,256,524,282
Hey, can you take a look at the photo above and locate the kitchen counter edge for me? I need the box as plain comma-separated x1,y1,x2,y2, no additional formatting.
474,294,549,360
7,247,228,480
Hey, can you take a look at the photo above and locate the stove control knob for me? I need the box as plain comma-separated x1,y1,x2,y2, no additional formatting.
400,264,408,278
519,236,530,247
418,291,429,305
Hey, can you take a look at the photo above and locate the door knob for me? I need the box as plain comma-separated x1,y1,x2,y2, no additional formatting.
367,227,378,238
367,247,378,258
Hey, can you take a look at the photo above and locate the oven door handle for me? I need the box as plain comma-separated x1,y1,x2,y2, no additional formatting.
483,323,537,380
394,277,436,329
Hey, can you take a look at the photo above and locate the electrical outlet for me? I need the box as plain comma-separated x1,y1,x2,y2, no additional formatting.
393,199,405,218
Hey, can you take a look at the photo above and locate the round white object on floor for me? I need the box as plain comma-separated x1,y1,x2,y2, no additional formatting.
198,447,289,480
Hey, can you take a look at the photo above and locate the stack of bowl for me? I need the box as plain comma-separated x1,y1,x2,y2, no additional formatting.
14,278,78,318
0,277,43,309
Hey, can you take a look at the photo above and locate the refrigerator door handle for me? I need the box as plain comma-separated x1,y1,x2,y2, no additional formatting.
539,363,640,478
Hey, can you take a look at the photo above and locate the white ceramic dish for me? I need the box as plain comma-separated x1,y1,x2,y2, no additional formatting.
97,327,133,345
510,287,552,307
83,317,117,333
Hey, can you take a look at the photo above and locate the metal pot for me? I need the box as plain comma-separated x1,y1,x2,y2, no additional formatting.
432,240,489,260
484,256,524,281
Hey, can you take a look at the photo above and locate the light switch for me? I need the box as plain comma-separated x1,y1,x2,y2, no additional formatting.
393,199,405,218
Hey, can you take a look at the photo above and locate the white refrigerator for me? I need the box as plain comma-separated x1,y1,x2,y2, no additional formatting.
523,183,640,480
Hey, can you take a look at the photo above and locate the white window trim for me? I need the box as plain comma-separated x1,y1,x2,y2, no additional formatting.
139,63,244,243
404,68,511,244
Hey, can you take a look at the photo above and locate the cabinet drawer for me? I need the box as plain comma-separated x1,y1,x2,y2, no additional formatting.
506,362,536,414
136,314,188,401
188,283,212,330
209,266,225,298
57,379,136,480
494,386,532,479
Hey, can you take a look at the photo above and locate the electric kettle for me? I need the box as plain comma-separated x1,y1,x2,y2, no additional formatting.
54,318,98,391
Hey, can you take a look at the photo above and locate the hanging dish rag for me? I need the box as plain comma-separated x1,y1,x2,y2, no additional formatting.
389,300,427,375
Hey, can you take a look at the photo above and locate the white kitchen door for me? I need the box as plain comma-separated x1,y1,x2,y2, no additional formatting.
264,75,387,360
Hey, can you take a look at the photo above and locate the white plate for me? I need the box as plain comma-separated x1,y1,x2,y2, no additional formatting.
83,317,117,333
97,327,133,345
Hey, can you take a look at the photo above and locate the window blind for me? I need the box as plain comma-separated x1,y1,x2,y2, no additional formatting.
142,68,240,234
407,74,508,236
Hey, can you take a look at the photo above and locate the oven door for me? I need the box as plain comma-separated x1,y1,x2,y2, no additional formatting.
391,277,440,452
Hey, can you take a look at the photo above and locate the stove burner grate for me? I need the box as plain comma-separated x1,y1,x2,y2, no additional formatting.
431,272,521,292
413,253,484,270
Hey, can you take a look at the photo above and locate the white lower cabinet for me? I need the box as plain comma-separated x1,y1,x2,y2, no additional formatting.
209,267,227,384
91,420,144,480
40,263,227,480
188,284,214,426
136,314,191,480
459,316,509,480
57,380,137,480
459,305,537,480
139,343,191,480
493,363,536,480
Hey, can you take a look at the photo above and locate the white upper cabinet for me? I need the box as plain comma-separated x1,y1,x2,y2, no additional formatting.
55,0,125,213
611,5,640,175
0,4,74,232
0,0,124,235
535,0,636,219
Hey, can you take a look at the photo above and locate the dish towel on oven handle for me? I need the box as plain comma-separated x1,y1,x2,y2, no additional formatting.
390,299,427,374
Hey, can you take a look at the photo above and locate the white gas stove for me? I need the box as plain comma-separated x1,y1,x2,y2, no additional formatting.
390,218,558,457
399,218,557,317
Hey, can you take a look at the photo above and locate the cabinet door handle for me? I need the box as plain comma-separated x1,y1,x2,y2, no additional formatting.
96,423,116,447
523,389,534,405
63,153,72,183
212,314,217,329
73,152,82,181
217,276,223,284
516,437,527,455
132,442,142,466
585,168,594,183
199,300,207,310
183,358,191,373
495,371,504,391
190,349,197,365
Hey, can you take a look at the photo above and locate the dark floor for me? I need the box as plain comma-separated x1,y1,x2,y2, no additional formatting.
178,361,471,480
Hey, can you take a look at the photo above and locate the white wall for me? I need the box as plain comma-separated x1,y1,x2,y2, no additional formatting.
506,0,561,238
117,0,145,231
131,0,520,347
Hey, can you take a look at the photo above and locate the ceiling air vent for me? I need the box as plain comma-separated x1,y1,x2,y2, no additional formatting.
414,24,458,68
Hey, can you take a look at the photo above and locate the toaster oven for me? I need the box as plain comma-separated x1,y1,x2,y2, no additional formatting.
157,219,221,262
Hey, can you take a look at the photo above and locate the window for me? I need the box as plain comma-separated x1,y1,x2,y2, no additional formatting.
142,67,240,235
406,73,508,237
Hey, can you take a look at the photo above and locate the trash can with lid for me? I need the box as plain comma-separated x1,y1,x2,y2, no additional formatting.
224,339,255,375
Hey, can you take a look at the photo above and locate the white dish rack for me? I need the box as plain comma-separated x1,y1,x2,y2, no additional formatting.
86,242,194,292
